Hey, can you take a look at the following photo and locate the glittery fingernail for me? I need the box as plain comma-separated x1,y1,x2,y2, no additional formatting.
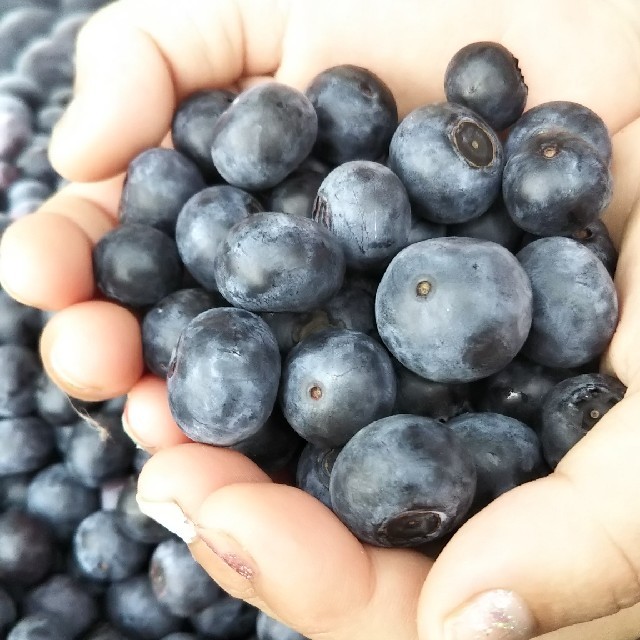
444,589,537,640
197,528,256,580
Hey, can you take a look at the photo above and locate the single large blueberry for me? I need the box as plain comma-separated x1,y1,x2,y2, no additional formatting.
504,100,612,164
0,344,40,417
142,288,221,378
26,463,99,540
171,89,236,179
541,373,626,468
93,223,183,308
175,185,263,292
447,412,546,508
0,473,31,511
118,148,205,235
167,307,281,446
295,442,340,510
280,328,396,447
0,510,54,585
375,237,532,383
503,130,612,236
73,511,149,583
214,212,345,312
306,65,397,165
266,169,326,218
150,539,222,617
256,611,309,640
388,102,503,223
312,161,411,270
473,356,576,430
105,575,182,640
330,415,476,546
210,83,318,190
444,41,528,131
24,574,99,638
0,417,54,476
517,237,618,368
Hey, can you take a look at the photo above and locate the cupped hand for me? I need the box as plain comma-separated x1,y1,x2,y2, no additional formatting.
3,1,640,639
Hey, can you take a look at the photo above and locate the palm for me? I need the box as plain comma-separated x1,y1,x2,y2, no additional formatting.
2,1,640,640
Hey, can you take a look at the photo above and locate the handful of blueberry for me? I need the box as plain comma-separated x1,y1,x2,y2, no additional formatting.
90,40,627,554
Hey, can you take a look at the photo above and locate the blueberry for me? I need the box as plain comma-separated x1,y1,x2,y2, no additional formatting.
106,575,182,640
259,310,329,354
0,73,44,108
0,509,55,585
35,373,90,426
47,85,74,108
305,65,398,165
504,100,612,165
295,442,340,509
211,82,318,190
74,511,149,583
312,161,410,270
100,394,127,415
93,224,183,308
393,362,473,422
280,328,396,447
26,463,100,541
570,220,618,276
24,574,99,638
502,130,612,236
36,104,64,133
0,289,42,347
16,36,75,96
0,8,55,72
0,93,32,161
114,476,171,545
142,288,221,378
7,614,72,640
118,149,206,235
330,414,476,546
214,212,345,312
447,412,546,508
388,102,503,224
150,539,222,617
83,623,131,640
133,448,151,474
175,185,263,292
375,237,532,383
0,473,32,510
167,308,281,446
256,612,308,640
0,586,16,634
8,177,51,208
541,373,626,468
230,408,303,473
405,215,446,246
0,417,54,476
171,89,236,179
64,413,135,488
15,134,58,187
189,596,258,640
321,276,377,335
473,357,576,430
161,635,197,640
444,41,527,131
448,195,523,252
266,169,326,218
517,237,618,368
48,12,89,55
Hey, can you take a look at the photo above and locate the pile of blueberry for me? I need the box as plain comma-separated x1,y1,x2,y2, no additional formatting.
91,39,626,555
0,1,305,639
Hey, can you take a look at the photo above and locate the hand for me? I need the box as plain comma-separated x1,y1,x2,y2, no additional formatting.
3,1,640,639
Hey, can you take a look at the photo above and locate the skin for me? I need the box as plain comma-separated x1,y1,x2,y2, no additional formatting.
1,0,640,639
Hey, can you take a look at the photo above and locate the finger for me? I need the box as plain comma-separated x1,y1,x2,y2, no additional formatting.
137,442,432,640
49,0,287,181
417,390,640,640
122,375,191,451
40,300,143,401
0,176,122,310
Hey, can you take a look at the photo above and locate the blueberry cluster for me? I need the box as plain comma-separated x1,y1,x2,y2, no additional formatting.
89,42,628,552
0,1,307,638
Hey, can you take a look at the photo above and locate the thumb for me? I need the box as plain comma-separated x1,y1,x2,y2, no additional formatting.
416,387,640,640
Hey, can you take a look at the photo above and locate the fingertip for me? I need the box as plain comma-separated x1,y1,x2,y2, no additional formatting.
40,300,144,401
0,212,95,310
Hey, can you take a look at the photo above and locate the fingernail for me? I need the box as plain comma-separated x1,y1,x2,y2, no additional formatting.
136,496,197,544
197,528,256,580
121,405,147,450
49,343,103,396
444,589,536,640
